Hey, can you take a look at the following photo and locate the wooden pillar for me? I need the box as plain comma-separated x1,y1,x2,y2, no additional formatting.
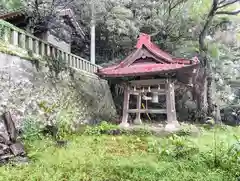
120,86,130,127
166,79,177,123
133,93,142,125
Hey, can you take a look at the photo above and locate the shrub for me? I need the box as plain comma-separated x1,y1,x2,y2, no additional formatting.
150,134,200,160
21,116,43,141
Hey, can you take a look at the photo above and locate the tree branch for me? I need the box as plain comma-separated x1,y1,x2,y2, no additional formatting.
217,0,239,9
170,0,188,11
216,9,240,15
219,0,227,3
199,0,218,51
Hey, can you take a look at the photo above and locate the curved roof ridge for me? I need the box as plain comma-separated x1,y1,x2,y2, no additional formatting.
136,33,173,63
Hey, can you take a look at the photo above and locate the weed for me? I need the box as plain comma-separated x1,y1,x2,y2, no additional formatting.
84,121,119,135
0,125,239,181
21,116,43,141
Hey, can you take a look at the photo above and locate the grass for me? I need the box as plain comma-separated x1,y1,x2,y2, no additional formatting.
0,125,239,181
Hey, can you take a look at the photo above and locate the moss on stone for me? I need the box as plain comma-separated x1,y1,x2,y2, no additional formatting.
0,20,48,44
0,40,46,66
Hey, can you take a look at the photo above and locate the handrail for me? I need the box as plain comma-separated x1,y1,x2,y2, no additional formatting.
0,20,100,73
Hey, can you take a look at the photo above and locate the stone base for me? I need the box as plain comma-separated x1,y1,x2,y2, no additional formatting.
119,122,130,128
133,118,142,125
164,121,180,133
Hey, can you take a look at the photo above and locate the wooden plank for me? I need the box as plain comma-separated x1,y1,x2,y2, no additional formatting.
130,79,167,86
128,109,167,114
0,133,11,145
2,112,17,143
0,143,10,152
10,142,25,156
0,154,14,160
129,89,166,95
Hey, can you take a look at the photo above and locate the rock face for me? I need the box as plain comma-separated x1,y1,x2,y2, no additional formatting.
0,52,116,130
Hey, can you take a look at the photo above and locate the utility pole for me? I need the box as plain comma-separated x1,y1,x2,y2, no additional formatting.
90,0,96,64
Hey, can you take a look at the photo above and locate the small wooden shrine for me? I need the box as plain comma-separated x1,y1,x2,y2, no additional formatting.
97,33,199,127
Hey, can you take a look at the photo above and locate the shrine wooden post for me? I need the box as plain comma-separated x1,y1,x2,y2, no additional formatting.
120,85,130,127
133,92,142,124
166,79,177,123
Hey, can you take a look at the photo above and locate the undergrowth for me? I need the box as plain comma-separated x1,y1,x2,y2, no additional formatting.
1,120,239,181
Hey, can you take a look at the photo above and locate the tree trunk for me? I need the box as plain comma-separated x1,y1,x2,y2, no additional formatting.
207,71,214,116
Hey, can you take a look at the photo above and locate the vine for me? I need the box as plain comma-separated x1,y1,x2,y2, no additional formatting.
44,54,68,78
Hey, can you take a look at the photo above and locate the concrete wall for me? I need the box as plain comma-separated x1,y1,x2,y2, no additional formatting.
46,31,71,52
0,52,116,129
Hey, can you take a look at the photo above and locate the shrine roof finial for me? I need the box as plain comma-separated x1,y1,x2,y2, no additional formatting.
136,33,151,49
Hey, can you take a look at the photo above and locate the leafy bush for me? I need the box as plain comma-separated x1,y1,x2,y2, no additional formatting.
21,116,43,141
55,109,75,139
159,135,200,159
147,134,199,159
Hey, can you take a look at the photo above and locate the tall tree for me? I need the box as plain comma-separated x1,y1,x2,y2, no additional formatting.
197,0,240,121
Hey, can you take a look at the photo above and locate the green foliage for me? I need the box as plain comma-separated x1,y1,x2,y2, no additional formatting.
159,135,199,159
0,0,22,10
0,127,239,181
84,122,153,136
127,127,153,136
21,116,43,141
38,101,57,114
45,54,67,78
55,109,75,139
37,96,80,140
84,121,118,135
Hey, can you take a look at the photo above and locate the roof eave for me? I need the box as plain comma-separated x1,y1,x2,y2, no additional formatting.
96,63,199,78
0,11,23,20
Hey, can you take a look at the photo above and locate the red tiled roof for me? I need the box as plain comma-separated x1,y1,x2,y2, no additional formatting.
99,63,199,77
96,33,199,78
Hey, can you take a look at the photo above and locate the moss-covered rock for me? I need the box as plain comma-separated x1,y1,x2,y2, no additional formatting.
0,52,116,130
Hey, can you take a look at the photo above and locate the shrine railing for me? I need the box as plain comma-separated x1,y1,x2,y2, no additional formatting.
0,20,100,74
